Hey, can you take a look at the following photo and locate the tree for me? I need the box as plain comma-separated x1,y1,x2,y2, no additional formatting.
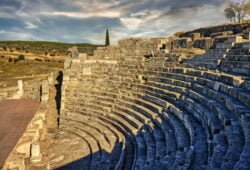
224,0,250,23
244,1,250,14
105,29,110,46
225,7,236,22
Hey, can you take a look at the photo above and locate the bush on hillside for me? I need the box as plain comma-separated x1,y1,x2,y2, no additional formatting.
35,58,43,62
14,58,19,63
18,55,25,60
8,58,13,62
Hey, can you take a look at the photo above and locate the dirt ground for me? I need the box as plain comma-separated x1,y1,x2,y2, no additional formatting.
0,99,40,168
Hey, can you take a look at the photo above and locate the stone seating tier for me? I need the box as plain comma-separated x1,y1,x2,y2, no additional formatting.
61,73,198,169
96,72,243,169
61,90,181,169
58,37,250,170
62,78,215,169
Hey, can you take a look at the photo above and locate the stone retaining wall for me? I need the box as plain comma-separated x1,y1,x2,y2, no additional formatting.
1,73,57,170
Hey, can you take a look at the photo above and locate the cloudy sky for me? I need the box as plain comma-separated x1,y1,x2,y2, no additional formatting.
0,0,229,44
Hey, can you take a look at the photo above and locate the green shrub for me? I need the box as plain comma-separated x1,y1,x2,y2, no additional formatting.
8,58,13,62
18,55,25,60
35,58,42,62
14,58,19,63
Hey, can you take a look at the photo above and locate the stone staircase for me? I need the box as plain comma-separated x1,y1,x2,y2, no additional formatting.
221,42,250,76
184,42,234,69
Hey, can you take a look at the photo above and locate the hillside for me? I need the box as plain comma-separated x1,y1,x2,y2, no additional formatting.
0,41,101,56
179,21,250,38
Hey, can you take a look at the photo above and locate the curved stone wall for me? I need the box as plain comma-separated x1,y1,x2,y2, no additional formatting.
59,38,250,169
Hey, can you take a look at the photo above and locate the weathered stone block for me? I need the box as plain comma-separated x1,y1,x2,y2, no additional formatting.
82,67,92,76
30,142,42,163
213,82,222,91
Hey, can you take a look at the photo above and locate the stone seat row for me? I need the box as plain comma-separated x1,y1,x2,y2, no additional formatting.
182,41,250,77
92,65,249,117
100,64,246,88
78,64,249,122
142,71,249,118
220,45,250,76
140,65,249,169
117,75,240,169
61,118,124,170
63,97,150,169
62,59,250,169
64,76,211,169
125,70,246,169
78,67,242,128
74,64,248,169
62,83,193,169
206,48,230,54
227,55,250,61
61,109,134,170
63,90,179,169
89,82,207,169
183,42,232,69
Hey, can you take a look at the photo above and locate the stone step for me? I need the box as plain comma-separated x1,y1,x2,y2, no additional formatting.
220,67,250,76
64,87,181,168
234,115,250,170
227,55,250,61
70,93,168,167
64,121,114,166
76,115,129,170
59,129,92,169
61,59,250,169
61,125,102,170
143,68,249,114
66,102,139,134
221,60,250,68
195,77,250,110
63,110,136,169
163,110,192,169
180,92,231,169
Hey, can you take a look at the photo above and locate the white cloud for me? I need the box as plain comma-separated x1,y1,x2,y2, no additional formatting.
120,10,162,30
73,0,121,11
40,11,121,18
131,9,151,18
35,17,43,24
120,18,143,30
25,21,38,29
0,0,230,43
